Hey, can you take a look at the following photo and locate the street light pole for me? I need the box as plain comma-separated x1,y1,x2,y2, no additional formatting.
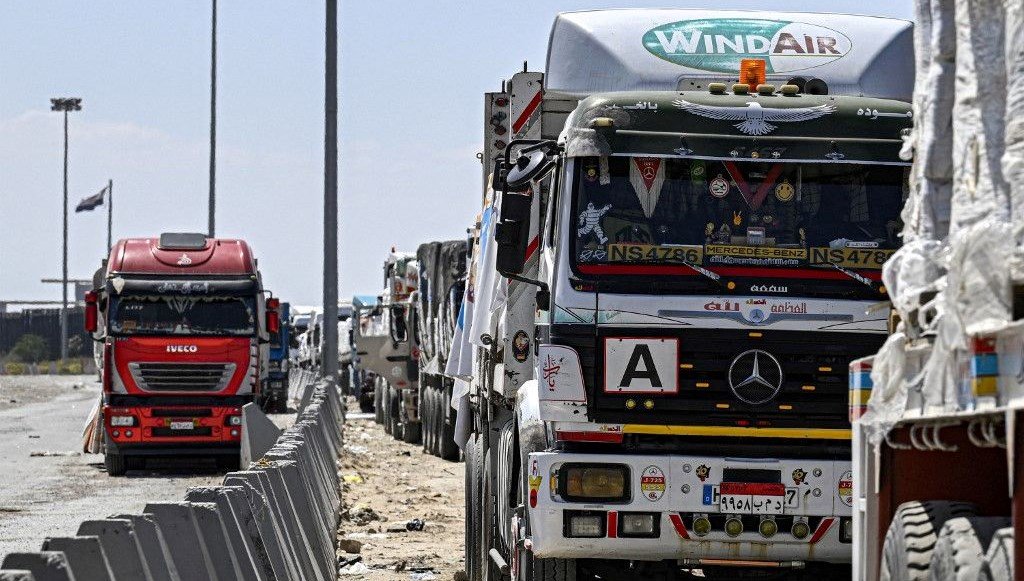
323,0,339,385
208,0,217,238
51,97,82,362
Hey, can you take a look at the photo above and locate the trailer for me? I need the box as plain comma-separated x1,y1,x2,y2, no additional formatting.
449,9,915,579
415,239,470,460
85,232,278,475
852,0,1024,579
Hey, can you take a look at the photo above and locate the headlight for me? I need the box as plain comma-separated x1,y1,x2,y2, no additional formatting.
110,415,135,427
559,464,628,502
227,415,242,426
619,513,657,537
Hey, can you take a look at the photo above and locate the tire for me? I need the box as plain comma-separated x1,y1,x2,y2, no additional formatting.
374,378,384,424
104,452,127,476
978,527,1014,581
429,387,440,456
403,420,422,444
421,386,432,454
390,386,403,441
880,500,977,581
466,434,483,581
383,383,393,435
358,392,374,413
929,516,1010,581
525,558,576,581
439,386,460,461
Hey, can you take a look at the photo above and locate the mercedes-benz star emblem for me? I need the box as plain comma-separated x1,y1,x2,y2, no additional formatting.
727,349,784,405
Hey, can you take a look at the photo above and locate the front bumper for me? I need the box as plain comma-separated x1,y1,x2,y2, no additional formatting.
103,403,243,455
527,451,852,564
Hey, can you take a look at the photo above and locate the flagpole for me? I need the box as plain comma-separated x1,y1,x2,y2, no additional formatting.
107,179,113,251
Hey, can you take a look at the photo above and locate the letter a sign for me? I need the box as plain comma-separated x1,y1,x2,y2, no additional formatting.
604,338,679,394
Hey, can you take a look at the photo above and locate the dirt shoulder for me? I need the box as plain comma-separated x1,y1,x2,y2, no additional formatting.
337,408,465,580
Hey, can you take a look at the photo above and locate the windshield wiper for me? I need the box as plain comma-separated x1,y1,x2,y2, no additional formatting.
809,261,878,291
679,260,726,289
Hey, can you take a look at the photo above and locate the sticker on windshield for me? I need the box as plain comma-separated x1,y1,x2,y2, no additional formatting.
810,247,893,269
775,180,795,202
709,175,730,198
608,243,703,264
630,157,665,218
577,202,612,245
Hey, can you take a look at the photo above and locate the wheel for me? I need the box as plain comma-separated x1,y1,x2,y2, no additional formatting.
929,516,1010,581
426,387,438,455
431,387,443,456
524,558,576,581
374,378,384,424
978,527,1014,581
389,386,403,440
439,385,460,461
104,452,127,476
480,445,503,581
466,434,483,581
383,383,393,435
403,420,422,444
358,392,374,413
880,500,977,581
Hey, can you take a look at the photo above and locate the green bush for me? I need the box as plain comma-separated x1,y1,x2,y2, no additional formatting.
4,362,26,375
10,334,48,364
58,360,83,375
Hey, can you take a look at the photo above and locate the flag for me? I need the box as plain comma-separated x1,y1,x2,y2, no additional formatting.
75,186,107,213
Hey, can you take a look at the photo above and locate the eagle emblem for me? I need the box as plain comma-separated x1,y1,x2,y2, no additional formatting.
672,99,837,136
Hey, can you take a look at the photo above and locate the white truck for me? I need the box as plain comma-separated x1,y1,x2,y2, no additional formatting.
450,9,914,580
852,0,1023,579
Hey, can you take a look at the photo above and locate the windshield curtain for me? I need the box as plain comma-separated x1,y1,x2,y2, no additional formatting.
109,295,257,336
572,156,906,279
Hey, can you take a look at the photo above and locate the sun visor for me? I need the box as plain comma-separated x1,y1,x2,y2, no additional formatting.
544,10,914,101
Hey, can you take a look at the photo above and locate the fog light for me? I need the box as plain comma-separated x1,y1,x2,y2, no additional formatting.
228,415,242,426
620,513,655,537
230,429,240,437
791,520,810,539
112,430,120,438
724,516,743,537
125,430,133,438
759,518,778,538
840,517,854,543
692,516,712,537
110,415,135,427
561,464,628,502
567,514,604,538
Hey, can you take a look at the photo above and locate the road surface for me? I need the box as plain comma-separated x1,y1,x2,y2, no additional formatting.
0,374,246,556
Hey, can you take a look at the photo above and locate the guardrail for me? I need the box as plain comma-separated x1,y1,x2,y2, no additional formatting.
0,372,344,581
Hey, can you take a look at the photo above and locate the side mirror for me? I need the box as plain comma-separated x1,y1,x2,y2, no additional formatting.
85,291,99,333
505,150,554,191
494,190,532,275
266,297,280,334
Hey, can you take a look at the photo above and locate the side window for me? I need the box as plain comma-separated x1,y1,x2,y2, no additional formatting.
544,159,562,248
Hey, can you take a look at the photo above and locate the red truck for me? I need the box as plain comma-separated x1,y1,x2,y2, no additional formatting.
85,232,279,475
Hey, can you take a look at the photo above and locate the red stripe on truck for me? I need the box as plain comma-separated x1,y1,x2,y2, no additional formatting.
512,91,543,135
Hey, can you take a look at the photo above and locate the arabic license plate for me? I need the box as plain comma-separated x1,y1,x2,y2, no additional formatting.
169,420,195,431
712,484,799,514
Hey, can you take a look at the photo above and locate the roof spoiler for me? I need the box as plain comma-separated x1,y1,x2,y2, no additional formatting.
158,232,208,250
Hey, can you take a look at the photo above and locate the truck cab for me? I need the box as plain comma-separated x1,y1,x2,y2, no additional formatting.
86,232,278,475
455,10,914,579
264,300,291,413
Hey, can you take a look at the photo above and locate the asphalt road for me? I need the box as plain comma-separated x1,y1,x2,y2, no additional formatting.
0,374,251,557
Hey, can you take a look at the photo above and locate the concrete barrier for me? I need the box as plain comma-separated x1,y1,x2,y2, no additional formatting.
0,375,343,581
0,553,74,581
77,519,154,581
39,537,112,581
241,403,283,469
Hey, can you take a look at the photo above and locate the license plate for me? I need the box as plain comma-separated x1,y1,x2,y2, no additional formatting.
704,483,799,514
169,420,194,430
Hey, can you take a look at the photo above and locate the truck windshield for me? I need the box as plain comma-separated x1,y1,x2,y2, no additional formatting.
572,156,906,295
109,295,257,336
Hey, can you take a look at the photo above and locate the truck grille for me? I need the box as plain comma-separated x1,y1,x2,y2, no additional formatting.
129,363,235,392
551,326,884,431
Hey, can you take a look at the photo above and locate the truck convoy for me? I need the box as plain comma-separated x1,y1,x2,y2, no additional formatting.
85,232,279,476
415,239,469,460
852,0,1024,579
449,9,914,579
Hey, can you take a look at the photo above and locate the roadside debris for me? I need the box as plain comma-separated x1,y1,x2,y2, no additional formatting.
29,451,81,457
338,538,364,554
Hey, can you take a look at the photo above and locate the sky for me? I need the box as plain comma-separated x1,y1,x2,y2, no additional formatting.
0,1,913,307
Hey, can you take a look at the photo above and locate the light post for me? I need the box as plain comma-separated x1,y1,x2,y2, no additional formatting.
208,0,217,237
323,0,339,385
51,97,82,362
